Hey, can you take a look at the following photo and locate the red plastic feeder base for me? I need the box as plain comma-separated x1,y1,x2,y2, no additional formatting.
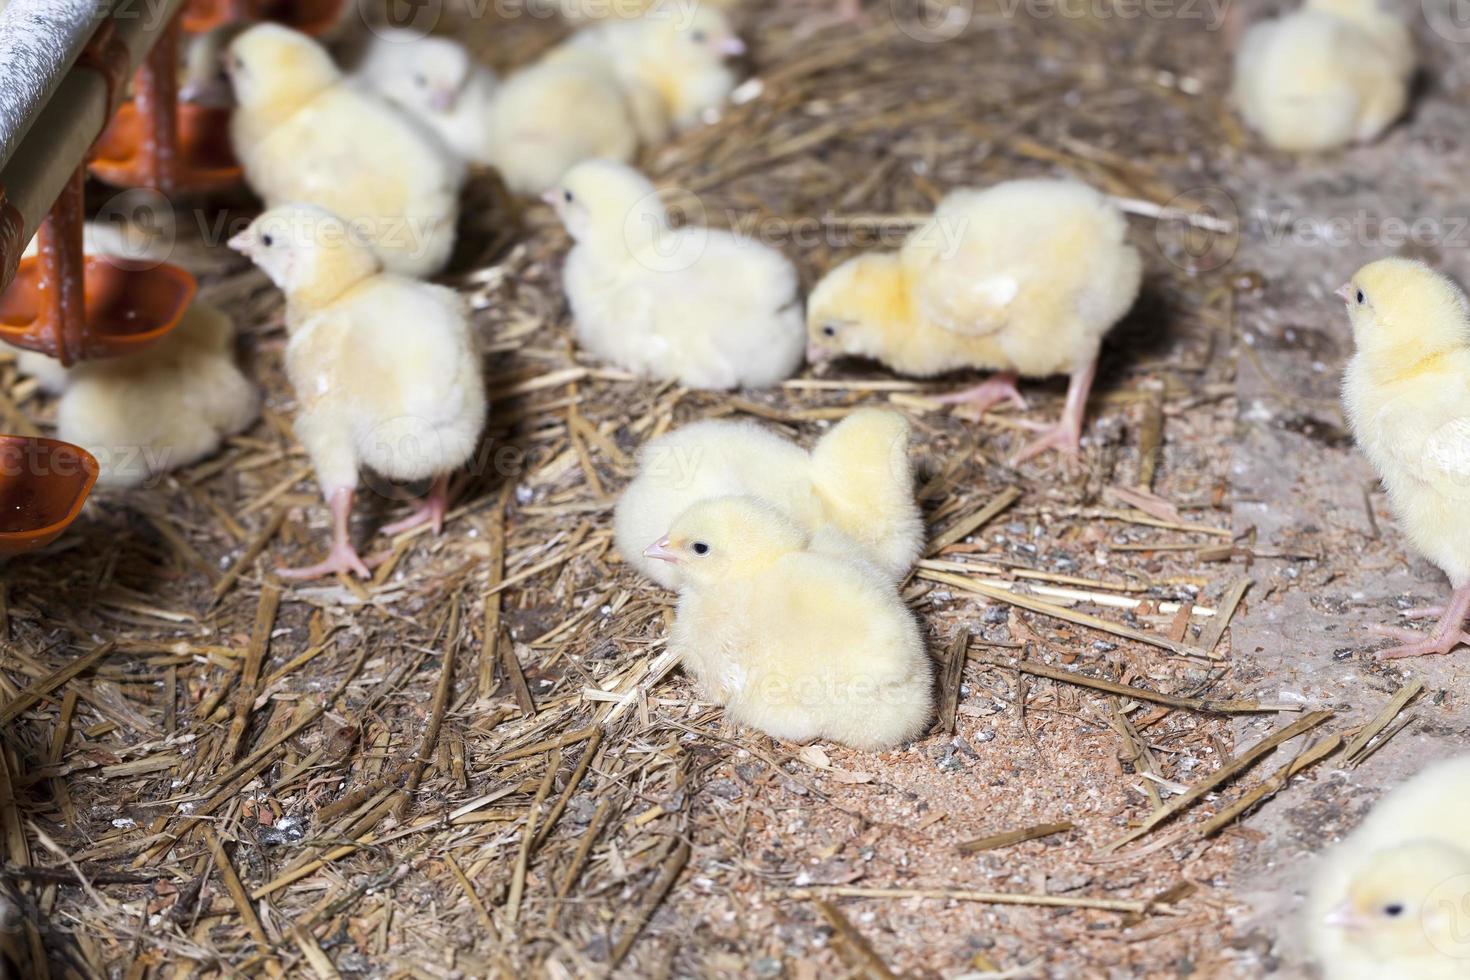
0,255,196,363
0,436,99,557
90,102,242,194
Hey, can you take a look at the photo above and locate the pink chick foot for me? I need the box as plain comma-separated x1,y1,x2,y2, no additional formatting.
1009,359,1097,466
277,540,374,581
379,475,449,536
1369,587,1470,659
932,373,1028,414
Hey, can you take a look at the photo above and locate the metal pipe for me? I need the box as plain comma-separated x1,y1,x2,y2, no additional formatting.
0,0,185,293
0,0,105,172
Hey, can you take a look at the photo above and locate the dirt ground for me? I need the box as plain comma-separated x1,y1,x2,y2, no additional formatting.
3,0,1469,978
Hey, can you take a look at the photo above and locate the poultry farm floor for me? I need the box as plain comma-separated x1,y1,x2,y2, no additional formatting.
3,1,1469,977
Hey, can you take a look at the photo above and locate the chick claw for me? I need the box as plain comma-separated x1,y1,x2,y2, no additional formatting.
1011,419,1082,465
379,476,450,537
933,373,1028,414
1368,588,1470,658
276,541,374,581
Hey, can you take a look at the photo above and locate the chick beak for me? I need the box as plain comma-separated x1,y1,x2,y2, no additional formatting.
718,36,747,57
226,229,255,255
429,88,456,112
1323,902,1368,932
1335,283,1356,303
643,537,680,564
806,344,832,366
540,190,563,211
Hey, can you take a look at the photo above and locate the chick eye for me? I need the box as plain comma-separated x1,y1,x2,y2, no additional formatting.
821,325,837,337
1383,903,1405,918
691,542,710,556
261,233,274,247
691,30,707,42
1356,289,1365,304
563,190,574,203
415,73,427,87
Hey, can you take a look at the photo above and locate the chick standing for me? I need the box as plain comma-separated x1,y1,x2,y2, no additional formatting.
806,178,1142,462
548,160,804,389
229,205,486,580
1308,755,1470,978
1232,0,1413,152
615,408,923,588
353,29,499,167
1341,259,1470,658
649,496,933,750
227,24,465,277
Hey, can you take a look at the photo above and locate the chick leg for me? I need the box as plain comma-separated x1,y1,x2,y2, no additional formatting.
277,487,374,581
1011,358,1098,464
1370,585,1470,659
932,373,1029,414
379,474,450,536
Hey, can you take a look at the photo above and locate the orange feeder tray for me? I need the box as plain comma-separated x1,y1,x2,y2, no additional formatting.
90,101,241,194
183,0,344,35
182,0,258,33
0,436,99,557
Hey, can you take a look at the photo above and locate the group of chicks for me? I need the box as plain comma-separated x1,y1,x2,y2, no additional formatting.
6,0,1467,973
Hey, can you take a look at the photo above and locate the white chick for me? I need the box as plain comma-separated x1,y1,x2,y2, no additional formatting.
1308,755,1470,978
650,495,933,750
56,301,259,488
563,6,746,131
805,178,1142,463
548,159,804,389
482,47,645,196
1232,0,1414,152
229,204,486,580
615,407,922,588
1340,259,1470,659
226,24,465,278
180,25,244,107
353,29,499,167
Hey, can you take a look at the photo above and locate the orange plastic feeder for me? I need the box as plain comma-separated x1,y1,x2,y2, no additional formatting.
0,437,98,557
0,170,196,366
88,14,242,195
182,0,258,33
182,0,345,35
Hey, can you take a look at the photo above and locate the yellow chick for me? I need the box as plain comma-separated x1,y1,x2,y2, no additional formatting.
650,495,933,750
55,301,260,488
226,24,466,278
615,407,923,588
1308,756,1470,978
1340,259,1470,658
550,0,740,21
229,205,486,580
548,160,804,389
564,6,746,131
806,178,1142,462
482,46,646,196
1232,0,1413,152
353,29,499,168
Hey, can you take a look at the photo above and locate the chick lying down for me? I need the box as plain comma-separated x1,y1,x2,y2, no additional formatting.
52,302,259,488
650,496,933,751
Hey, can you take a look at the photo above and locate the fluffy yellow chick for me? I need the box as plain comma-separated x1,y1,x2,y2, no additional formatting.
56,302,260,488
548,160,804,389
549,0,739,21
229,205,486,580
227,24,465,278
650,495,933,750
806,178,1142,462
482,46,646,196
1340,259,1470,658
615,407,923,588
1232,0,1413,152
353,29,499,168
1308,756,1470,978
564,6,746,131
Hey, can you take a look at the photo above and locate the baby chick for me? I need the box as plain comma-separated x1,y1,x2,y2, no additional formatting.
229,205,486,580
615,408,922,588
548,159,804,389
1232,0,1413,152
482,47,646,196
1309,755,1470,978
1341,259,1470,658
806,178,1142,462
56,301,260,488
652,495,933,750
353,29,499,168
227,24,465,278
565,6,746,131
